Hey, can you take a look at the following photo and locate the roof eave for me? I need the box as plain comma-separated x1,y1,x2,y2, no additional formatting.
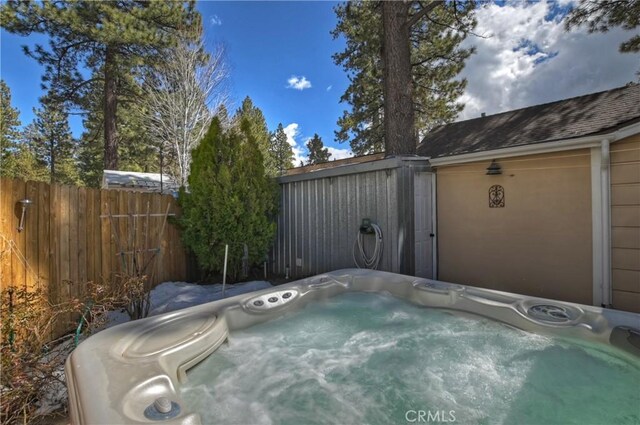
428,121,640,167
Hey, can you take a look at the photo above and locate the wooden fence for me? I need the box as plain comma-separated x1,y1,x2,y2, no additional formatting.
0,177,190,336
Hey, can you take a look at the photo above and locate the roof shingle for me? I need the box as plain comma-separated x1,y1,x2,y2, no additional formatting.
418,83,640,159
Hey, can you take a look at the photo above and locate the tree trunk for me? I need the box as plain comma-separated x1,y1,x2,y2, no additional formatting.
104,45,118,169
382,1,416,156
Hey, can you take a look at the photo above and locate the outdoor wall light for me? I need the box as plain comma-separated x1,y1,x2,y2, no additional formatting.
486,160,502,175
17,198,33,232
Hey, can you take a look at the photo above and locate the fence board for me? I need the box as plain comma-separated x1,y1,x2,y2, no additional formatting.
37,181,50,292
118,190,128,274
160,195,171,283
59,185,71,334
100,190,111,284
78,188,87,296
10,179,26,290
69,186,79,298
151,191,162,284
0,179,13,292
109,190,119,278
0,178,189,340
24,181,39,292
92,190,102,285
59,185,70,298
11,179,27,291
127,190,136,274
49,183,60,337
134,192,143,277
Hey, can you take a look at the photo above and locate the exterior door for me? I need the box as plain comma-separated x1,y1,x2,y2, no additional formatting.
414,171,434,278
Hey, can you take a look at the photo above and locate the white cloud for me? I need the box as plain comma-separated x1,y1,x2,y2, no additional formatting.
327,147,353,160
326,85,333,91
457,1,639,121
209,15,222,26
286,76,312,90
281,123,353,166
283,123,308,165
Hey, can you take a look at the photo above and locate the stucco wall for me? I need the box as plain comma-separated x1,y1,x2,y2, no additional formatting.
610,134,640,313
436,149,593,304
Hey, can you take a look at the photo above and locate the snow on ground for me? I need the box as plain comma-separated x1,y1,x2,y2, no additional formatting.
37,280,272,416
105,280,272,328
150,280,272,316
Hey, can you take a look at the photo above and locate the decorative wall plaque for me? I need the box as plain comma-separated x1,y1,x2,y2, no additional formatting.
489,185,505,208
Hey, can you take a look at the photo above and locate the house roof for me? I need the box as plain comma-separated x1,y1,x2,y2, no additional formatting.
418,83,640,159
285,153,385,176
102,170,179,193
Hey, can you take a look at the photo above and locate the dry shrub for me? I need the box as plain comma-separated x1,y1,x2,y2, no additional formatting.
0,281,127,424
115,273,151,320
1,286,70,424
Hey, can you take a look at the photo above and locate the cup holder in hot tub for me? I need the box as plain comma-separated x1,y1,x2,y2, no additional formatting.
518,300,583,326
528,304,573,323
414,280,464,294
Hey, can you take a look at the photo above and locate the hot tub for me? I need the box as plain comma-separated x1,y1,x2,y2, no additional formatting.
65,269,640,424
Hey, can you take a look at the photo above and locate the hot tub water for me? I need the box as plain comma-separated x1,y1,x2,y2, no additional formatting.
181,292,640,425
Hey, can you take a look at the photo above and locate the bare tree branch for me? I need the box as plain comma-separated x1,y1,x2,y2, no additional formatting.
139,38,229,187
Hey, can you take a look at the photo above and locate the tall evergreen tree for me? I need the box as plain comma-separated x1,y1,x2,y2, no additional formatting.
5,144,50,182
0,79,21,176
1,0,201,170
269,123,295,176
24,95,79,184
306,133,331,165
234,97,275,176
179,117,277,281
76,89,106,187
332,1,476,155
76,86,160,187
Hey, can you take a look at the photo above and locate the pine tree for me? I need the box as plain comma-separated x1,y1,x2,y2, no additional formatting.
1,1,201,170
5,144,50,182
234,97,275,176
0,79,22,176
77,87,160,187
179,117,277,281
332,1,476,155
24,95,79,184
269,123,295,176
76,91,106,187
306,133,331,165
0,81,48,180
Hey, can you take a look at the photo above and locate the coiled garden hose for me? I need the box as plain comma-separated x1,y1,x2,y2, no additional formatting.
352,223,383,270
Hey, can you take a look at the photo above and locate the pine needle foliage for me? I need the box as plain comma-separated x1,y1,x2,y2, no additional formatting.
306,133,331,165
332,1,476,155
269,123,295,175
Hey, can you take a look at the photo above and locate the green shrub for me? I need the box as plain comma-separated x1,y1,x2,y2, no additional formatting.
179,117,278,281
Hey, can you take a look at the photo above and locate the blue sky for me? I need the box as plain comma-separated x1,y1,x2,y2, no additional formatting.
1,1,638,163
0,1,352,161
197,1,352,160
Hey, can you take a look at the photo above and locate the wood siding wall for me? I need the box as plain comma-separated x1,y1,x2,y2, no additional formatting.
610,135,640,313
0,178,189,336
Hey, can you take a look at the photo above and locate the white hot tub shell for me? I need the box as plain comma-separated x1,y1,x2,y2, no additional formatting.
65,269,640,424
